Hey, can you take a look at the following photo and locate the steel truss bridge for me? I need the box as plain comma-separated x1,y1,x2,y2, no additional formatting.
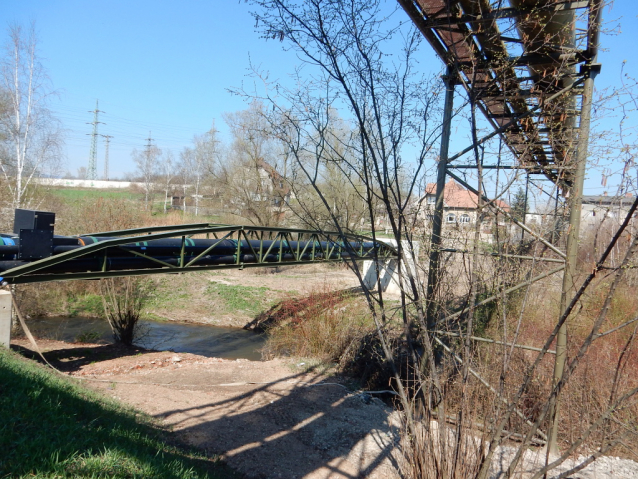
398,0,603,453
0,215,397,285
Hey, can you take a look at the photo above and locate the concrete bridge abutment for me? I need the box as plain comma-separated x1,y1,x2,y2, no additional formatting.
362,240,419,296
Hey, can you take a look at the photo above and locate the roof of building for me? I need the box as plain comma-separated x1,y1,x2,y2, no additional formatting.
582,194,635,206
425,179,509,211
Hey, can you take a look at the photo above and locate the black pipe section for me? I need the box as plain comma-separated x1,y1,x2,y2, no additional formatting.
0,252,350,274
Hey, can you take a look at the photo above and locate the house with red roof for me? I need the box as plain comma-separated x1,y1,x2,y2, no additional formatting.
420,180,510,242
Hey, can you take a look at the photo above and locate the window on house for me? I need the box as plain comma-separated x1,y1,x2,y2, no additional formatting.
446,213,456,223
426,195,436,205
460,214,471,224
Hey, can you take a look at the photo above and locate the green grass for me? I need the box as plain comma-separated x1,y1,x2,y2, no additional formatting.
0,348,239,478
205,282,271,316
67,293,104,317
50,187,140,201
147,278,192,310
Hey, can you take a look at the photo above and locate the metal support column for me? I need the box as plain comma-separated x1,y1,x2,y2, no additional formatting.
426,67,456,330
522,172,530,243
548,0,603,455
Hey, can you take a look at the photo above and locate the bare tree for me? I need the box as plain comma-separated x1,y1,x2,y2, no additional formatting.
0,23,61,212
132,135,160,210
246,0,441,431
219,101,288,226
181,124,219,216
76,166,87,180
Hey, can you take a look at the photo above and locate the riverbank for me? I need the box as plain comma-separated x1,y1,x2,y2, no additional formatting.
16,264,360,328
0,345,237,479
10,338,402,479
11,338,638,479
146,265,360,328
10,264,638,478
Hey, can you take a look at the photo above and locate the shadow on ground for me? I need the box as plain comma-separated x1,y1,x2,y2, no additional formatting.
11,342,149,373
111,365,403,479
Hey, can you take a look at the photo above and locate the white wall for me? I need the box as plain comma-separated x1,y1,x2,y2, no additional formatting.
35,178,142,189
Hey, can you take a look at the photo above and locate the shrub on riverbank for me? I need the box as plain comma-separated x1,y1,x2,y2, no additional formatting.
253,288,376,363
0,347,237,478
101,277,152,345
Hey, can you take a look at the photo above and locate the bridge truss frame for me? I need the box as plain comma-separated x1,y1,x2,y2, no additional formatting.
0,224,397,284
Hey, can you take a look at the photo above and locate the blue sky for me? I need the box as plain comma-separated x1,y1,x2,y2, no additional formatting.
3,0,637,195
4,0,309,178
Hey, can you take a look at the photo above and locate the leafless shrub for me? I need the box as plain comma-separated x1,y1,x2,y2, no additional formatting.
100,277,151,346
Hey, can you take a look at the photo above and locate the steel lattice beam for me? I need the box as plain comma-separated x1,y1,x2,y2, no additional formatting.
0,223,397,284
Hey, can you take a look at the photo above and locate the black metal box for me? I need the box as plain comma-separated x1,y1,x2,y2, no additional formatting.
13,209,56,260
13,209,55,235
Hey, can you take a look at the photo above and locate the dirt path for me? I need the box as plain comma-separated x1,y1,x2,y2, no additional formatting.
13,340,402,479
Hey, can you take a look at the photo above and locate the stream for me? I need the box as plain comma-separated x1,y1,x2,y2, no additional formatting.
26,316,266,361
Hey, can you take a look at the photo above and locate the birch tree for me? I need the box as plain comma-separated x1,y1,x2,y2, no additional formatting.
0,23,61,212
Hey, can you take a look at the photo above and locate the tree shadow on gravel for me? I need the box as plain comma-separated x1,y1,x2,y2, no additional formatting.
11,342,151,373
150,368,402,479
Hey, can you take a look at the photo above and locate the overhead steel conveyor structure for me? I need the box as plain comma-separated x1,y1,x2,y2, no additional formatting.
0,209,397,284
398,0,599,185
397,0,603,454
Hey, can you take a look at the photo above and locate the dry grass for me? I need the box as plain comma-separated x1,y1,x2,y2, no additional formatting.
255,286,374,362
468,271,638,458
399,403,487,479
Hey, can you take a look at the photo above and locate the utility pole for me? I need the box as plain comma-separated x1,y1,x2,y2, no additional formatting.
102,135,113,181
86,100,104,181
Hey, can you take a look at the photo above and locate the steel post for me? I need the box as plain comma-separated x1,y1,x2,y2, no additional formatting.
426,67,456,329
523,172,530,243
548,0,603,455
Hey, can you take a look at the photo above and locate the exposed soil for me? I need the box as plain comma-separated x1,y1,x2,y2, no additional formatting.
12,339,402,479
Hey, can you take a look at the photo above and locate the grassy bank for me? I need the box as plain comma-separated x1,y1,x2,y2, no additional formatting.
0,347,238,479
49,187,141,202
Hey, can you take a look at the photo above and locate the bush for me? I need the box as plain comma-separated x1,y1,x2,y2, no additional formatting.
100,277,151,346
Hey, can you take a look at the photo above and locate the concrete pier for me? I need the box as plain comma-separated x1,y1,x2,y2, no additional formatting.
362,240,419,295
0,290,11,347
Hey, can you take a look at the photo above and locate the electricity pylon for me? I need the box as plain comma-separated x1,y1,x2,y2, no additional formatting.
86,100,104,181
102,134,113,181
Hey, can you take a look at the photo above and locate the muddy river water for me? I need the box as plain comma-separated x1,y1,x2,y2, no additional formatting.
27,316,266,361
